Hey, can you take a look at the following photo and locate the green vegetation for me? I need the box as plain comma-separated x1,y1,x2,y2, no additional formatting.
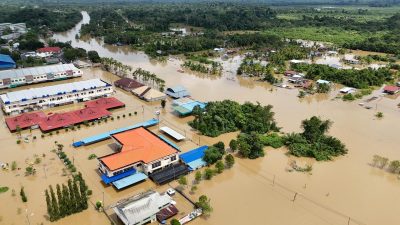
0,7,82,33
203,142,225,164
20,187,27,202
284,116,347,161
45,173,88,221
88,154,97,160
375,112,384,118
171,219,181,225
183,60,222,75
190,100,278,137
372,155,400,174
0,187,9,194
224,154,235,169
292,63,392,89
195,195,213,216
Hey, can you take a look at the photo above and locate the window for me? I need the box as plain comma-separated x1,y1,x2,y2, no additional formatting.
170,156,176,161
152,161,161,169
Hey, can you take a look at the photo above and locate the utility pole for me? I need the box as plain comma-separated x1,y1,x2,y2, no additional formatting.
292,193,298,202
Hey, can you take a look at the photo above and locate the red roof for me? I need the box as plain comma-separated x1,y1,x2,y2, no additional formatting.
5,112,47,131
383,85,400,93
37,47,61,53
4,97,123,132
99,127,178,171
85,97,125,110
39,107,111,131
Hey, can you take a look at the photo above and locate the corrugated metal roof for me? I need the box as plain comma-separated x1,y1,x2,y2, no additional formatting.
0,63,79,80
0,54,15,64
0,79,107,103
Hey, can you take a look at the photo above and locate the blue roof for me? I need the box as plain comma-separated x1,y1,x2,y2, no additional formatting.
158,135,180,151
187,158,207,171
167,85,187,93
0,54,15,64
73,119,159,147
112,172,148,190
101,168,136,184
180,145,208,163
0,54,15,69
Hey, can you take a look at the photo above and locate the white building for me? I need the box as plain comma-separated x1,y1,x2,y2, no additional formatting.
113,191,172,225
98,127,180,178
0,64,82,89
0,79,113,115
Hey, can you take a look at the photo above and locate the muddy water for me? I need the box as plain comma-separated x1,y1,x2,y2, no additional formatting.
0,11,399,225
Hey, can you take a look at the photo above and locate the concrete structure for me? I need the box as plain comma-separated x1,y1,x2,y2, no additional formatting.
0,79,112,115
98,127,180,179
0,54,16,70
165,85,190,98
340,87,356,94
0,64,82,89
131,86,166,102
344,54,360,64
113,191,172,225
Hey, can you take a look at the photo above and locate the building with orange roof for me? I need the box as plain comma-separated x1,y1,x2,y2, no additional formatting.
98,127,180,180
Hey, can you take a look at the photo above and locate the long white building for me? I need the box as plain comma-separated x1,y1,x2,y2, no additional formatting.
0,79,113,115
0,64,82,89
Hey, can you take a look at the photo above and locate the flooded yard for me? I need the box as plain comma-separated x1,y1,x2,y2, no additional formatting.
0,11,399,225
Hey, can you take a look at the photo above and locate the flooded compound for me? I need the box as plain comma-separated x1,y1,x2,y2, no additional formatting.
0,11,399,225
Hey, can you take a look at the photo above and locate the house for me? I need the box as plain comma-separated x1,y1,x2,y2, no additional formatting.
0,54,16,70
0,79,113,115
5,97,124,132
340,87,356,94
383,85,400,95
284,70,298,77
113,191,173,225
180,145,208,171
0,64,82,89
36,47,62,55
172,97,206,116
288,75,304,84
316,79,331,85
114,78,144,91
98,127,181,189
131,86,166,102
165,85,190,98
343,54,359,64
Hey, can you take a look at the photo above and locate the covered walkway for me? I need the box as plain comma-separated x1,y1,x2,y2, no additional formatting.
72,118,159,147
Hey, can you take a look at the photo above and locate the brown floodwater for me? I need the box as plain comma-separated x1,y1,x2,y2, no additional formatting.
0,11,399,225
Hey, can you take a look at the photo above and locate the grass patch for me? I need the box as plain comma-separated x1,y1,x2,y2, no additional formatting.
0,186,9,193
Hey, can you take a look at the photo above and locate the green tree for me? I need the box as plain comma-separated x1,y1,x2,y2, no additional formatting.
56,184,65,218
389,160,400,173
229,139,238,151
49,185,59,220
45,190,54,221
195,171,202,183
203,147,223,164
161,99,166,108
204,168,214,180
171,218,181,225
87,50,101,63
301,116,332,143
20,187,27,202
178,176,188,189
215,160,225,173
224,154,235,168
196,195,213,216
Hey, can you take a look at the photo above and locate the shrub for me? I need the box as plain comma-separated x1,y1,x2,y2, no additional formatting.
32,136,36,140
88,154,97,160
259,133,284,148
224,154,235,168
342,93,355,101
16,140,21,144
134,111,137,115
203,146,223,164
49,132,53,136
128,113,132,116
65,128,69,132
20,187,27,202
229,139,238,151
215,160,225,173
204,168,215,180
11,161,17,171
122,114,126,118
41,134,45,138
87,190,93,196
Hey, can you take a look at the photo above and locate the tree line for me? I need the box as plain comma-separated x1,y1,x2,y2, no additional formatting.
45,173,88,222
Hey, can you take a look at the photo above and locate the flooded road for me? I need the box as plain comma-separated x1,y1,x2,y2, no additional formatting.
0,11,399,225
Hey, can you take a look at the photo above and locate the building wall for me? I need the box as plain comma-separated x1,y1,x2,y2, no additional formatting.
0,69,82,89
2,86,113,115
99,152,180,177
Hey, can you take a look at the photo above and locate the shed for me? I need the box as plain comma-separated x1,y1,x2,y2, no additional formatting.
383,85,400,95
165,85,190,98
0,54,16,70
114,78,144,91
340,87,356,94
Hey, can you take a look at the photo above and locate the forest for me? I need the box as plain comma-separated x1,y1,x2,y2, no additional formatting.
78,3,400,56
0,7,82,32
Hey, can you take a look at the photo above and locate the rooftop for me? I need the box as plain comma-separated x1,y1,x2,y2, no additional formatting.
0,54,15,64
36,47,61,53
114,78,144,90
0,79,109,103
113,191,172,225
84,97,125,110
0,63,79,80
99,127,179,171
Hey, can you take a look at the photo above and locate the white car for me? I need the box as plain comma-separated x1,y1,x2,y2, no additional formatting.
166,188,176,196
